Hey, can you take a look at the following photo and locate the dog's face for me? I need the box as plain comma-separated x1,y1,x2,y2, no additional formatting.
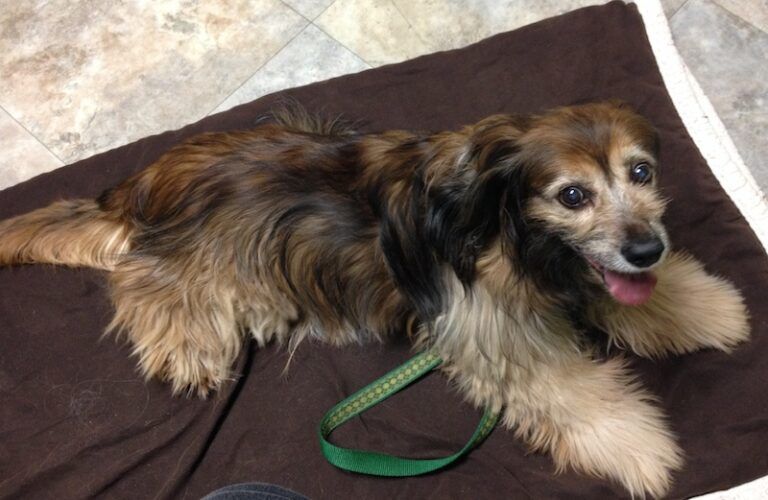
515,103,668,306
421,102,668,309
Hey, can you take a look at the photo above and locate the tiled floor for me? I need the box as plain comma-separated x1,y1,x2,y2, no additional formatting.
0,0,766,496
1,0,766,192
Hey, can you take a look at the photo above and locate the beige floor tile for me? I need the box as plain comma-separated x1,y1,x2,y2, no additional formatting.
714,0,768,33
671,0,768,192
0,0,307,164
662,0,689,16
281,0,335,20
315,0,434,65
215,24,370,113
391,0,603,51
0,107,62,190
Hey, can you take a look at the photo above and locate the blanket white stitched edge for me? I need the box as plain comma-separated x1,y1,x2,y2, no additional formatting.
634,2,768,499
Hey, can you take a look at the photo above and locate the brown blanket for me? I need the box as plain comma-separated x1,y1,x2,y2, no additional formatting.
1,2,766,498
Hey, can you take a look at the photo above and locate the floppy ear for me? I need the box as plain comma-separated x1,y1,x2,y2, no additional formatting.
425,157,530,284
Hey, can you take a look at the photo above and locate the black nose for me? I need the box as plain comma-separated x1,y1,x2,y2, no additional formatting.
621,237,665,268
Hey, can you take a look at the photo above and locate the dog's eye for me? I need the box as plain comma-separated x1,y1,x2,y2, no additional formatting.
559,186,586,208
630,162,653,184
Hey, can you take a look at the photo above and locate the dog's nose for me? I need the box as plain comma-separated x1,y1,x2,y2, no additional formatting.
621,236,665,268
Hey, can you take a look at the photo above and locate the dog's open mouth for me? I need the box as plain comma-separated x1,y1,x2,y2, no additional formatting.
587,259,657,306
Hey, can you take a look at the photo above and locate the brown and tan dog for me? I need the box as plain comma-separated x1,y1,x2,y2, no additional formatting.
0,101,749,497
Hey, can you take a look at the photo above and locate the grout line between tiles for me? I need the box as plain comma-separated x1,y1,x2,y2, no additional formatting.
279,0,374,67
204,19,312,117
310,0,338,22
389,0,435,52
278,0,338,22
710,0,768,35
669,0,689,18
278,0,313,23
308,21,374,67
0,103,65,165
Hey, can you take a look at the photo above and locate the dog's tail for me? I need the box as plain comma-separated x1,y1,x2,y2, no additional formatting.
0,199,131,270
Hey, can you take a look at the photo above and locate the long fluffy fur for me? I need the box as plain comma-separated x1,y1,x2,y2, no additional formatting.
0,102,750,498
0,199,130,270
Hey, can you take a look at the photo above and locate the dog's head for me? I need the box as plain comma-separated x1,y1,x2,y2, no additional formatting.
518,102,667,306
435,101,668,307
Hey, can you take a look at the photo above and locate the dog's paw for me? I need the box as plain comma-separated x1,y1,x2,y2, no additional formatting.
598,252,751,357
654,253,750,353
603,427,682,499
133,342,230,398
548,400,683,498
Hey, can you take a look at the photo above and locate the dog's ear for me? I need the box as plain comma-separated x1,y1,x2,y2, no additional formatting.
426,156,530,283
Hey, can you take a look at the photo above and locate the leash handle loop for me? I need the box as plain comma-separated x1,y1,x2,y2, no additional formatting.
318,351,500,476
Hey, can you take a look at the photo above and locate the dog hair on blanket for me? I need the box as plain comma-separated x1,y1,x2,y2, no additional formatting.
0,101,750,498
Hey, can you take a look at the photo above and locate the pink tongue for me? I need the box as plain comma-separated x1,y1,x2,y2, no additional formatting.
603,269,657,306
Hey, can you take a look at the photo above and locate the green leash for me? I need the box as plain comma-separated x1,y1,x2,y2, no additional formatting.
318,351,500,476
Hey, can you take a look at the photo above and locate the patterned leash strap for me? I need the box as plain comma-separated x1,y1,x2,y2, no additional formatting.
318,351,500,476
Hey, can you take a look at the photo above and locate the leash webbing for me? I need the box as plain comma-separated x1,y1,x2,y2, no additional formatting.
318,351,500,476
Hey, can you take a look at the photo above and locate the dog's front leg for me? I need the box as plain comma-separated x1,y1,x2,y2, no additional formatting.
438,324,681,496
590,252,750,358
504,354,683,498
433,276,683,496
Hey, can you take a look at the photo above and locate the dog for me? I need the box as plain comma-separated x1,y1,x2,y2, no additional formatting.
0,101,750,497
